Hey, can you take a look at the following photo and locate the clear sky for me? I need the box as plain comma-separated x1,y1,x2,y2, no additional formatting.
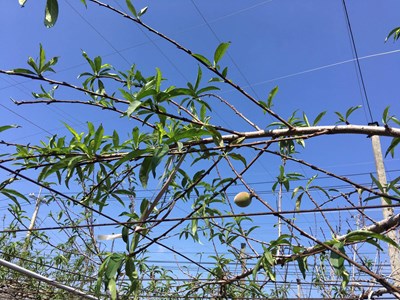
1,0,400,296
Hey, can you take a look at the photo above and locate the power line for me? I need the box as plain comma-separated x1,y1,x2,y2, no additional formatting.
0,164,217,277
0,251,96,281
246,49,400,89
0,167,395,199
341,0,374,123
110,0,188,81
1,202,399,234
0,257,97,299
64,0,132,67
190,0,261,101
0,103,52,135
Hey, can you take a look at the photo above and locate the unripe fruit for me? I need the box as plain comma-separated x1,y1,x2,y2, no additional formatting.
234,192,252,207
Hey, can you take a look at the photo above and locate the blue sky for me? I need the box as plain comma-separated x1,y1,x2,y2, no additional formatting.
1,0,400,295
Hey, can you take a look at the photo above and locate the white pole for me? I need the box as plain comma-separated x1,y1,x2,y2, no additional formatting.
0,258,98,299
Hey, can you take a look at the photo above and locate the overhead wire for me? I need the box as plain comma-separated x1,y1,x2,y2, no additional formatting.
1,201,399,234
110,0,187,81
64,0,132,67
245,49,400,89
341,0,374,123
0,103,52,135
0,167,394,199
0,164,217,276
190,0,264,101
1,2,398,296
189,0,277,187
0,1,274,92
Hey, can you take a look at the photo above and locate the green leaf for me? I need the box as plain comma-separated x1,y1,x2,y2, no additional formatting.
213,42,230,66
112,130,119,148
165,128,209,143
266,86,278,108
12,68,35,75
221,66,228,77
296,257,307,279
209,77,223,83
386,27,400,42
346,230,400,250
386,137,400,158
335,111,345,124
122,225,129,249
194,66,202,91
94,56,102,73
138,6,148,17
155,67,162,92
370,173,384,193
126,0,137,17
302,112,310,127
27,57,39,74
108,278,117,300
0,125,20,133
1,188,29,209
330,243,345,270
197,86,219,94
193,53,211,66
115,149,147,168
345,105,361,120
206,126,224,147
228,153,247,166
39,43,46,70
191,219,198,236
125,257,136,281
63,122,81,141
92,124,104,152
105,253,124,280
126,100,142,116
312,111,326,126
295,193,303,210
139,156,152,188
140,198,149,215
382,106,390,125
44,0,59,28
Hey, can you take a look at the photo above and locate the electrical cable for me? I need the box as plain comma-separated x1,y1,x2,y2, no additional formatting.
0,164,216,276
1,201,399,234
64,0,132,67
0,103,52,135
247,48,400,88
341,0,374,123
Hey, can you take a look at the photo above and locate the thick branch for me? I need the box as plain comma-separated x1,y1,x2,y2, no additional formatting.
277,213,400,265
210,124,400,143
88,0,293,129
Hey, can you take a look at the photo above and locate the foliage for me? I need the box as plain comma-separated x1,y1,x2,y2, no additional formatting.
1,1,400,299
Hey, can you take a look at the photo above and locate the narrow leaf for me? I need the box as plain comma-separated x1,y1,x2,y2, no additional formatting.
0,125,19,133
126,100,142,116
266,86,278,108
44,0,59,28
213,42,230,66
138,6,148,17
385,137,400,158
126,0,137,17
386,27,400,42
193,53,211,66
139,156,152,188
312,111,326,126
296,257,307,279
12,68,35,75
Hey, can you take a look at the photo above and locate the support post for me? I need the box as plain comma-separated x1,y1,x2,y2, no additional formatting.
22,189,42,253
371,135,400,282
